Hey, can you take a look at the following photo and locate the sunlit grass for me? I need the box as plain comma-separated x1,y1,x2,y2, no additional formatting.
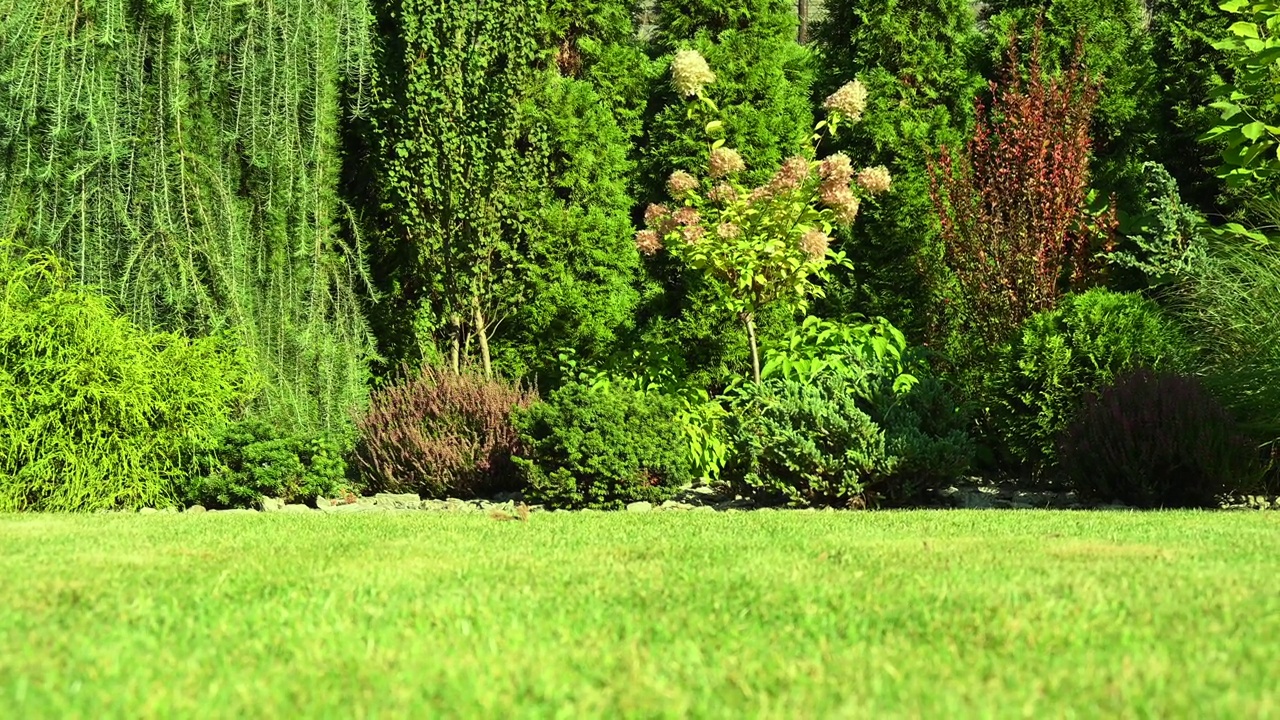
1,511,1277,718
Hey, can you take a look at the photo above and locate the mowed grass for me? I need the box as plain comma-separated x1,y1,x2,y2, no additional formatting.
1,511,1278,719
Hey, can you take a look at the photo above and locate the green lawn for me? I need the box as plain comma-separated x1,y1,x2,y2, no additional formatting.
2,511,1278,718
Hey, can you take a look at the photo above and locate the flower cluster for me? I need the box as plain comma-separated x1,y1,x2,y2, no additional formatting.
799,229,830,260
709,147,746,178
707,183,738,204
823,80,868,122
667,171,698,198
857,165,893,195
671,50,716,97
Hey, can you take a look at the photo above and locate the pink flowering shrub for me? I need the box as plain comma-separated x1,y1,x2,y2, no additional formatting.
638,52,891,382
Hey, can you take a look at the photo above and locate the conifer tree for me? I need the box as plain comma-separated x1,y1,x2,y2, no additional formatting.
811,0,981,340
0,0,376,436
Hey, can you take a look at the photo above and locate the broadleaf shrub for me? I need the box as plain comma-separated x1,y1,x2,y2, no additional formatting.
1061,370,1258,507
512,382,694,509
930,24,1107,346
182,419,350,509
989,288,1189,473
0,244,255,512
354,367,536,498
724,318,972,506
723,368,972,507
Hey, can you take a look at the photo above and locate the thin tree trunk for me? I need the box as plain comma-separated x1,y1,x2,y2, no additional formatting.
743,313,761,384
473,296,493,379
797,0,809,44
449,313,462,374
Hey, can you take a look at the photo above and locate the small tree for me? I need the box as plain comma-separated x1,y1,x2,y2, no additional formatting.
929,27,1108,346
637,51,891,383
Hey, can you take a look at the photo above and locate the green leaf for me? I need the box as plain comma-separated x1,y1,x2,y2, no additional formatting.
1230,21,1261,38
1242,121,1269,140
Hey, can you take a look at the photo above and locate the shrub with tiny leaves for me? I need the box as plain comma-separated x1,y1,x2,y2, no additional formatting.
513,382,693,509
1061,370,1259,508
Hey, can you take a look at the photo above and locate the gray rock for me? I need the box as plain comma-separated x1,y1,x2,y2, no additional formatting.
626,501,653,513
260,497,285,513
374,493,420,509
220,508,259,515
420,499,449,512
954,491,996,509
315,496,335,509
692,505,715,513
282,504,311,513
138,507,158,515
186,505,207,514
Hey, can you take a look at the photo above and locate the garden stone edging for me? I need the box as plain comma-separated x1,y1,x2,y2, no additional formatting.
144,479,1151,514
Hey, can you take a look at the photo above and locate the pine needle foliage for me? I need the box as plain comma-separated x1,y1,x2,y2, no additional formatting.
0,0,376,436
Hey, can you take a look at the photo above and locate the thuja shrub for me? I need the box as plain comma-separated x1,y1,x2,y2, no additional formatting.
989,288,1189,474
1061,370,1258,507
512,382,693,510
183,419,350,509
0,244,255,512
354,367,536,498
930,25,1109,346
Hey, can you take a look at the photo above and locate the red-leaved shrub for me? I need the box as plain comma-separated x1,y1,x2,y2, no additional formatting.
929,25,1112,344
1060,369,1258,508
354,367,537,498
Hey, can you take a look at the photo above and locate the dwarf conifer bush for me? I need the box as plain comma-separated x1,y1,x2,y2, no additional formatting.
354,367,536,499
1061,370,1257,508
513,382,693,509
0,244,255,512
724,318,973,507
183,420,350,509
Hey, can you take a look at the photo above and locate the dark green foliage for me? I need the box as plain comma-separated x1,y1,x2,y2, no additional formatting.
355,367,537,498
978,0,1160,203
0,0,375,436
1149,0,1234,210
1061,370,1257,507
367,0,544,371
513,382,694,509
0,245,255,512
723,369,972,507
368,0,642,382
988,288,1190,473
723,373,890,506
811,0,981,338
544,0,657,139
501,74,644,384
183,421,350,509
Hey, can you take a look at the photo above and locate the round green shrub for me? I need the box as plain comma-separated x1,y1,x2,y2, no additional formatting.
183,419,351,509
512,382,694,509
0,245,256,512
989,288,1189,474
1061,369,1258,507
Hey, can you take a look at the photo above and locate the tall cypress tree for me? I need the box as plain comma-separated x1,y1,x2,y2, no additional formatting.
0,0,375,435
367,0,643,384
811,0,981,340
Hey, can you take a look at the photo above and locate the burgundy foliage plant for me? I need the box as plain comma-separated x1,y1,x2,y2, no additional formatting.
1060,369,1257,508
929,25,1112,344
354,366,537,498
